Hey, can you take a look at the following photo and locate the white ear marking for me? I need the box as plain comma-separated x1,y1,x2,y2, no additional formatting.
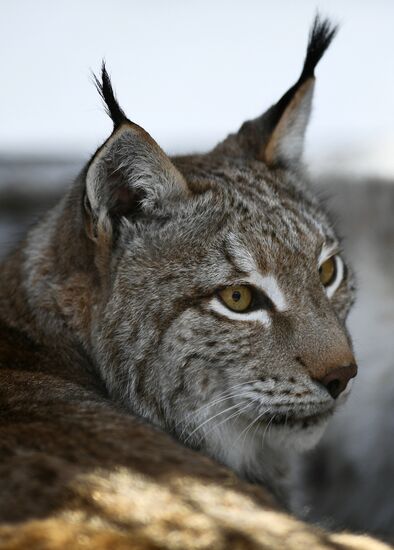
265,79,315,166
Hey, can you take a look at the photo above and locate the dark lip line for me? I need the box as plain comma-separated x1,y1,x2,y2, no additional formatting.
269,408,334,426
238,406,334,427
231,394,335,426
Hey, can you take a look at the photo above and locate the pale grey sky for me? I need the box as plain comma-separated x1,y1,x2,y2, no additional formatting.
1,0,393,177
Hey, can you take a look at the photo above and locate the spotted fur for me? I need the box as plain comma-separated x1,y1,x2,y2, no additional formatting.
72,18,355,500
0,16,371,548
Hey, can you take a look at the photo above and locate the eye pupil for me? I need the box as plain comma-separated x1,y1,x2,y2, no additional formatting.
232,291,241,302
218,285,252,313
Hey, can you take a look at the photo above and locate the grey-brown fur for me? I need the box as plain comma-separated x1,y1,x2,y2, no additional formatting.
0,16,369,546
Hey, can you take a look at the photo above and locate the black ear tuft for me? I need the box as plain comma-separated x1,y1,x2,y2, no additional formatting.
93,62,129,128
269,14,337,125
300,15,338,82
226,14,338,167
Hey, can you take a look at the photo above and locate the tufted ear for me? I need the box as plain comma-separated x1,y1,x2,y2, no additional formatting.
218,16,337,169
84,64,188,242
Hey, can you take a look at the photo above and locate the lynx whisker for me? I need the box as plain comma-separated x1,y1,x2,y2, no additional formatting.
194,401,252,445
262,414,277,448
184,402,247,444
284,408,290,430
232,407,271,451
178,380,261,435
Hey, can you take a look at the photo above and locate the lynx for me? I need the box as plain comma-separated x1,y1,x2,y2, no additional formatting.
0,16,389,550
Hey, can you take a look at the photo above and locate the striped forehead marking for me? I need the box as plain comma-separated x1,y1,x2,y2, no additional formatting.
225,232,257,273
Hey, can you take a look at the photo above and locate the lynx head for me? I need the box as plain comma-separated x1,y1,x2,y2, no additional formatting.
74,17,356,479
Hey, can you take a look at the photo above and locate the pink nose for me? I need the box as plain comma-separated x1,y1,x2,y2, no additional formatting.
319,364,357,399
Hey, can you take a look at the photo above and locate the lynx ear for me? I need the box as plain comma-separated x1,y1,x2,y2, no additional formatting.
84,64,188,242
220,16,337,168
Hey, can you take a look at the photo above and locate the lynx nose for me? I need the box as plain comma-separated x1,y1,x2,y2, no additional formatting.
319,364,358,399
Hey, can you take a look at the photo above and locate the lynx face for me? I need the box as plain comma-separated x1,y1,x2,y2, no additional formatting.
83,18,356,482
94,157,355,469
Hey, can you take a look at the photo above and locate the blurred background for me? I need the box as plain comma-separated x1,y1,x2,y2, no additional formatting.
1,0,393,543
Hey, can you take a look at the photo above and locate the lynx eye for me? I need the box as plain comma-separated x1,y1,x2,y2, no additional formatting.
319,256,336,287
218,285,252,312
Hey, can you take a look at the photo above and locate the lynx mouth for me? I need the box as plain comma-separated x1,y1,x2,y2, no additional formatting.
236,397,335,432
268,408,334,429
237,404,334,429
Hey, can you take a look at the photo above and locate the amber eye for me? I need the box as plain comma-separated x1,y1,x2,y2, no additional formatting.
319,256,337,287
218,285,253,312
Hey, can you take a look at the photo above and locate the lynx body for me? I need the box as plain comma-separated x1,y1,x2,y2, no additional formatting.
0,17,377,550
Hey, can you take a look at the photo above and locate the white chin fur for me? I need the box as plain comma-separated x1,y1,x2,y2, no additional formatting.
203,412,331,483
265,418,329,452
